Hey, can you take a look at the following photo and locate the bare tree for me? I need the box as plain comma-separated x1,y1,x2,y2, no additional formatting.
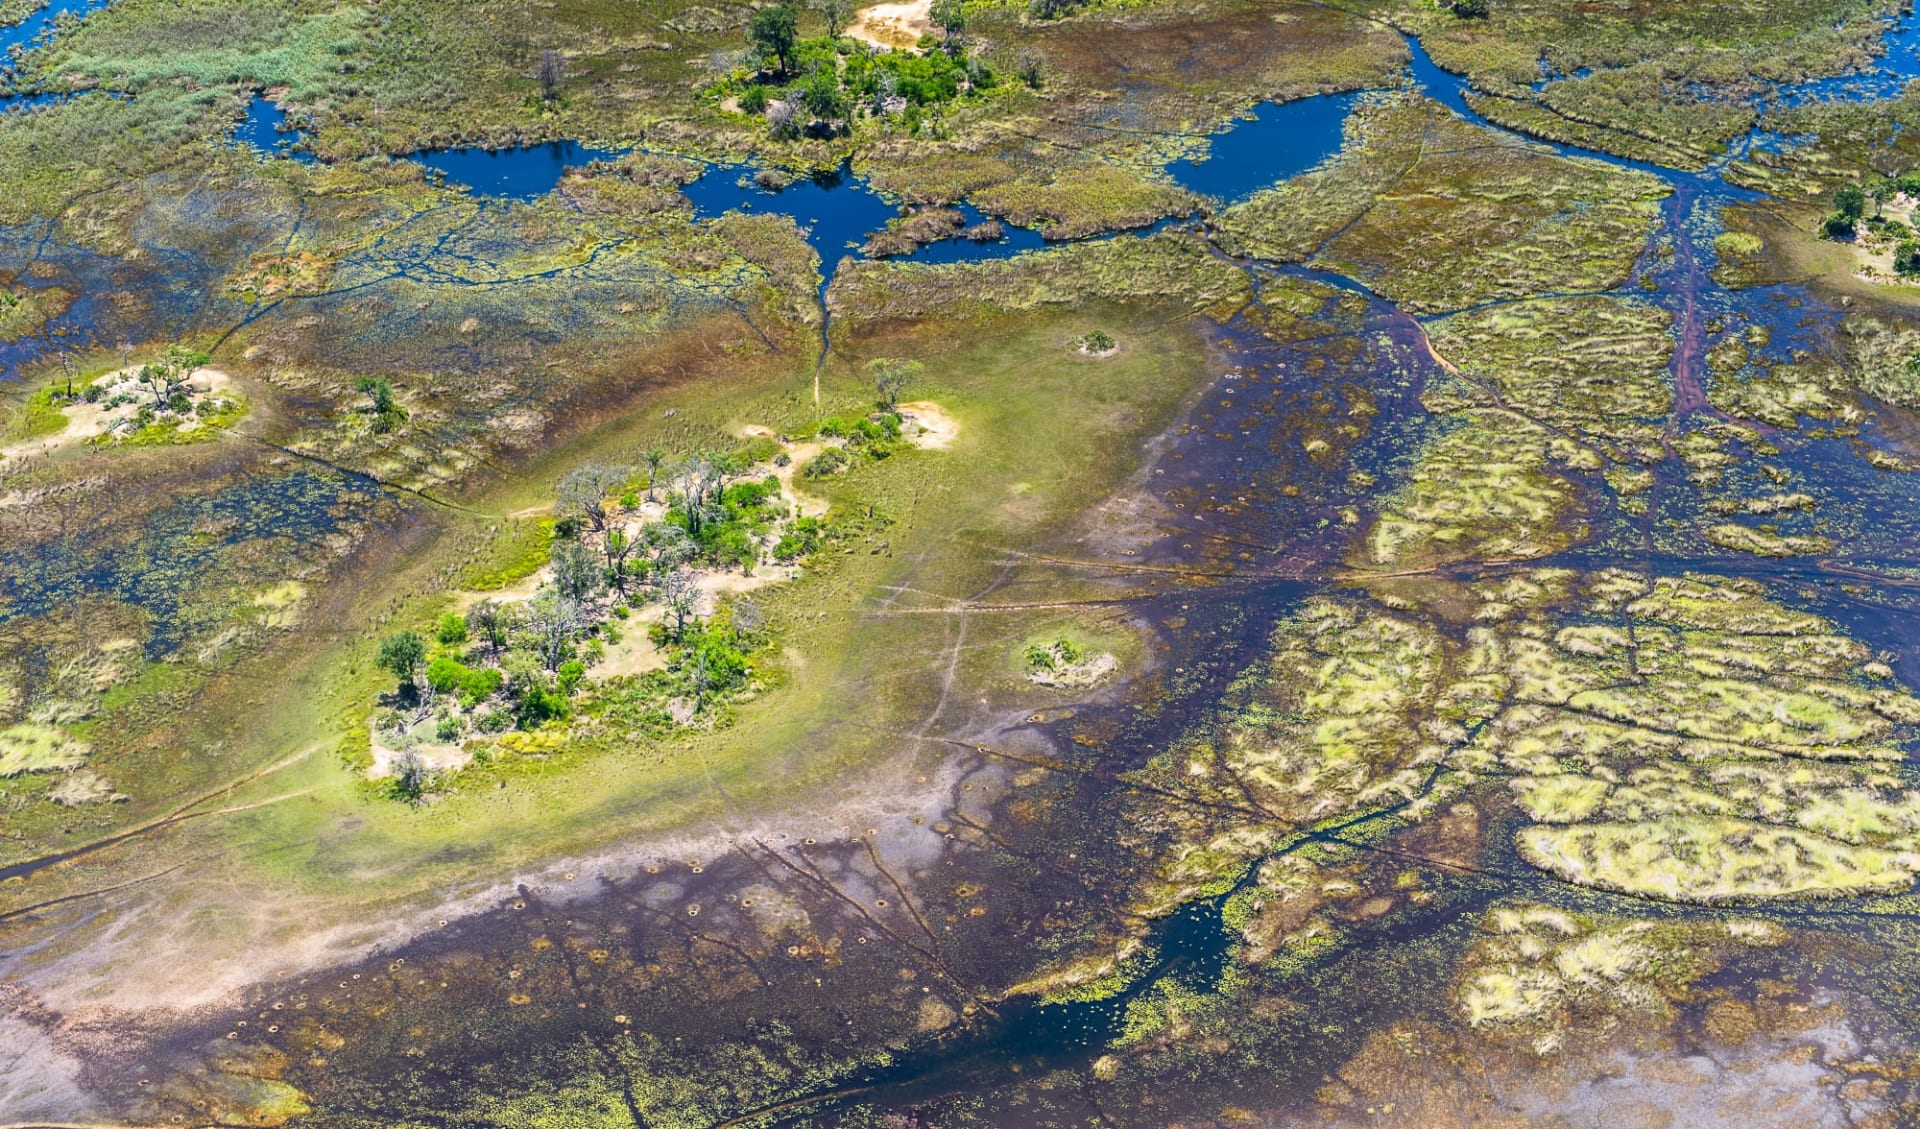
538,48,565,102
815,0,853,37
658,568,699,639
670,455,726,537
550,539,602,602
391,750,431,804
604,528,635,591
556,462,628,535
767,98,800,140
690,647,718,714
1015,47,1044,88
642,522,694,578
525,592,585,670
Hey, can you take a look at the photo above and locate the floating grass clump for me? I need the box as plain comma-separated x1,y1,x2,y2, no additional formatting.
1457,903,1736,1047
1132,569,1920,923
1365,414,1582,567
0,722,91,776
1519,819,1918,901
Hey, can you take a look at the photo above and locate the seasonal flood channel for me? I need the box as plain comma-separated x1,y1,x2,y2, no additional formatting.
222,84,1369,317
21,1,1920,1123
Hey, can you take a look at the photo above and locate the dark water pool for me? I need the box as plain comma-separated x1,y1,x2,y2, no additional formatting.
410,139,626,198
681,161,1050,271
0,0,113,111
1165,92,1359,203
233,93,311,159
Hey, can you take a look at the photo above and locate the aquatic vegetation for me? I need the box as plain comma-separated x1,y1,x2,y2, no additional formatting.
0,285,70,343
1457,905,1734,1041
829,229,1250,322
1428,295,1673,462
1130,569,1920,925
1358,0,1902,166
0,722,90,776
1365,413,1583,567
970,164,1195,241
1520,818,1919,901
1701,522,1835,556
1214,96,1668,312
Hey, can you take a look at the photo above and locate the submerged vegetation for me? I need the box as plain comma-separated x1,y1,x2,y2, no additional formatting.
14,0,1920,1124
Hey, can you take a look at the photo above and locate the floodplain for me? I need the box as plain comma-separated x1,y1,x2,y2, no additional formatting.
9,0,1920,1125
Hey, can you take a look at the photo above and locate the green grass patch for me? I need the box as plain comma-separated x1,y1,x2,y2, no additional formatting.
5,386,71,441
459,517,556,590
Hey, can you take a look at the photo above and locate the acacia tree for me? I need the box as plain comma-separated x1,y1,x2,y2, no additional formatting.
642,448,668,501
747,2,798,75
869,358,921,409
355,375,406,433
465,598,513,654
377,631,427,692
803,68,847,125
138,344,206,409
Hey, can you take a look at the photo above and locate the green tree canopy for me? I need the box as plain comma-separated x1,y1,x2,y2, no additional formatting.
377,631,426,685
748,3,799,75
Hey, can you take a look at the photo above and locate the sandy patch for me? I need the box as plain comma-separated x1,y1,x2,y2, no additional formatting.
695,567,787,616
1029,651,1118,688
898,401,958,450
596,621,667,679
848,0,932,49
369,722,470,779
773,439,832,516
0,366,235,467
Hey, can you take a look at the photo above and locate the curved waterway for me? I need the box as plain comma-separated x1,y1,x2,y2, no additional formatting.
720,11,1920,1122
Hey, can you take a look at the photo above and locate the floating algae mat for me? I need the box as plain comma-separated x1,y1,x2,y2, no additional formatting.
14,0,1920,1124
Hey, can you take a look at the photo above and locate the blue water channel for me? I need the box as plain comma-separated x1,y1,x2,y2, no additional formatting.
0,0,111,111
230,71,1358,282
0,0,106,54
